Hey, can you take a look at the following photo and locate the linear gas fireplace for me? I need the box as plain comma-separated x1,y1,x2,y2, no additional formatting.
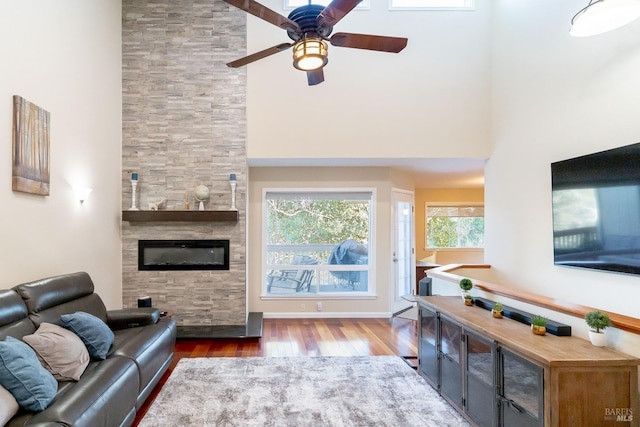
138,240,229,271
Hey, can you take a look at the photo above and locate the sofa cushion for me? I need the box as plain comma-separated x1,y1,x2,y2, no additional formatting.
0,336,57,412
0,289,35,342
0,384,19,426
7,357,139,427
60,312,114,360
23,323,90,381
0,290,28,327
15,272,108,328
111,319,176,405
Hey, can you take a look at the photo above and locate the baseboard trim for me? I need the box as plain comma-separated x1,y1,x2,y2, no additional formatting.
262,312,392,319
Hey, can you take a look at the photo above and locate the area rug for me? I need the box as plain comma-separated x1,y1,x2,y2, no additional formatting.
140,356,470,427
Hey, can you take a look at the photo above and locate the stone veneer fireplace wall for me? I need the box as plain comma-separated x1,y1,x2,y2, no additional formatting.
121,1,247,326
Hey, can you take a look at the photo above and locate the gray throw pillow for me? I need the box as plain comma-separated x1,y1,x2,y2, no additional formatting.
60,312,114,360
23,323,90,381
0,336,58,412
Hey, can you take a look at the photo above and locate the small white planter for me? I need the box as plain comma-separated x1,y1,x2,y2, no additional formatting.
588,330,607,347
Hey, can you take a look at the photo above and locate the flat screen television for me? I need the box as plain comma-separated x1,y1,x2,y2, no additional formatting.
551,142,640,275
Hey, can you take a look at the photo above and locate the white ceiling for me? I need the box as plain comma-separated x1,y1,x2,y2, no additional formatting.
247,157,486,188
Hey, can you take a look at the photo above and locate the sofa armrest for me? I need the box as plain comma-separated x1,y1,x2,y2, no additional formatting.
106,308,159,330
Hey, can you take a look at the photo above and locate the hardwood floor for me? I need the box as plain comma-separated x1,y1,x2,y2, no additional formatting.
133,317,417,425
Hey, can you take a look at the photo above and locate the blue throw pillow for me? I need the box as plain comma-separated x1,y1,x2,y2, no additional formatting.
0,336,58,411
60,312,114,360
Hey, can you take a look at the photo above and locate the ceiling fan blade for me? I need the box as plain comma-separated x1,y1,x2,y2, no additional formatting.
223,0,300,32
226,43,292,68
307,69,325,86
318,0,362,28
329,32,408,53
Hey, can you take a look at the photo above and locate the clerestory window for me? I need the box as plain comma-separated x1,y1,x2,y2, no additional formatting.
284,0,370,10
390,0,474,10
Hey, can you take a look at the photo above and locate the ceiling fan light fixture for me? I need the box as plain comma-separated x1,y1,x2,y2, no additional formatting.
292,38,328,71
570,0,640,37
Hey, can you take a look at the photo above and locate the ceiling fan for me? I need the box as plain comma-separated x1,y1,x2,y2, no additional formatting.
223,0,408,86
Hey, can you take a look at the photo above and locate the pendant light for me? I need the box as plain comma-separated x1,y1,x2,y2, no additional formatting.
570,0,640,37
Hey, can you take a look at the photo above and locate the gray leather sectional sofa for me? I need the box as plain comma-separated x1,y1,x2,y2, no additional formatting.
0,272,176,427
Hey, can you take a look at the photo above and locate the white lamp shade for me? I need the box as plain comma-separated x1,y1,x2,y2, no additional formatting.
570,0,640,37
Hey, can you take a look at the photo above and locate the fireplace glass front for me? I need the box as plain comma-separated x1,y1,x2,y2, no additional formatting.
138,240,229,271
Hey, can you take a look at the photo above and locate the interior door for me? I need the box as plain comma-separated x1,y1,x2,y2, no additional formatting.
392,189,414,314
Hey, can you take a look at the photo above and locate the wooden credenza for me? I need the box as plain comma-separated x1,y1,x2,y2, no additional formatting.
417,296,639,427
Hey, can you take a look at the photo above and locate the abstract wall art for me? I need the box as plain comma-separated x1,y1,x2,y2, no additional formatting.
12,95,50,196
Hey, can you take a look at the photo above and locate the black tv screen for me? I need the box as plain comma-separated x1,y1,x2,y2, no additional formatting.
551,142,640,275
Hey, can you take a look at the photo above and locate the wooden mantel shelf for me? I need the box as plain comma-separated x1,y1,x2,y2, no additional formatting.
122,210,238,222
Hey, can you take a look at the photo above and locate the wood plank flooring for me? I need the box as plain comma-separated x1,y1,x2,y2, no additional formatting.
133,317,417,425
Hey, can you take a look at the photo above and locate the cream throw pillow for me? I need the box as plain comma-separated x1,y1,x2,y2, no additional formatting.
23,323,90,381
0,383,19,425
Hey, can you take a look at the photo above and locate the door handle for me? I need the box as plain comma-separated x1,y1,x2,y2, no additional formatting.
507,399,527,414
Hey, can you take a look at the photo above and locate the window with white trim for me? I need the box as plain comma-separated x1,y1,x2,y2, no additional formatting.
426,204,484,248
263,189,374,296
390,0,474,11
284,0,370,10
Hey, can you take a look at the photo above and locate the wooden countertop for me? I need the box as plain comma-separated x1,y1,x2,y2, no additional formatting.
417,296,640,368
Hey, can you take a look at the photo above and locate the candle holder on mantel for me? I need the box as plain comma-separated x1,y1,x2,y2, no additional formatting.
128,173,139,211
229,173,237,211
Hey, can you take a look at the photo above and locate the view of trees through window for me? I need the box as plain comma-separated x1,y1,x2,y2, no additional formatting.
264,191,373,295
426,205,484,248
267,199,369,249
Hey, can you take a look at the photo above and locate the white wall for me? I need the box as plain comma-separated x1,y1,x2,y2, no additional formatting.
245,0,492,162
486,0,640,355
0,2,122,308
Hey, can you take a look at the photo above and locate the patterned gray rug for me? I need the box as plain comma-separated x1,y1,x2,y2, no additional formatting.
140,356,470,427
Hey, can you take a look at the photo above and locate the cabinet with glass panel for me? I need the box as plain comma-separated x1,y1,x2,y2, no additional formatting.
417,305,438,387
497,348,543,427
417,296,639,427
418,309,499,426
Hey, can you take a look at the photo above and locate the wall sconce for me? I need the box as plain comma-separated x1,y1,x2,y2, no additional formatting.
293,38,328,71
75,187,93,204
570,0,640,37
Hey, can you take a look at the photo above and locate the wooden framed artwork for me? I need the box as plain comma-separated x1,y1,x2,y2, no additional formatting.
12,95,50,196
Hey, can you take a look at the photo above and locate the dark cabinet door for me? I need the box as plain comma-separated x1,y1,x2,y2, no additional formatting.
418,306,439,387
439,316,462,409
498,347,544,427
465,331,496,427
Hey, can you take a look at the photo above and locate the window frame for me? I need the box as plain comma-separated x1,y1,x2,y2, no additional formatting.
389,0,474,11
262,187,377,299
425,202,484,250
283,0,370,11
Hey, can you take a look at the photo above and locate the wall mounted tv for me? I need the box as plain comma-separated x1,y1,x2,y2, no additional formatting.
551,142,640,275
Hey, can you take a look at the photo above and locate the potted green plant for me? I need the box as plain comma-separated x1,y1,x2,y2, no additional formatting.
492,302,503,318
585,310,611,347
459,278,473,302
464,293,474,306
530,315,547,335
